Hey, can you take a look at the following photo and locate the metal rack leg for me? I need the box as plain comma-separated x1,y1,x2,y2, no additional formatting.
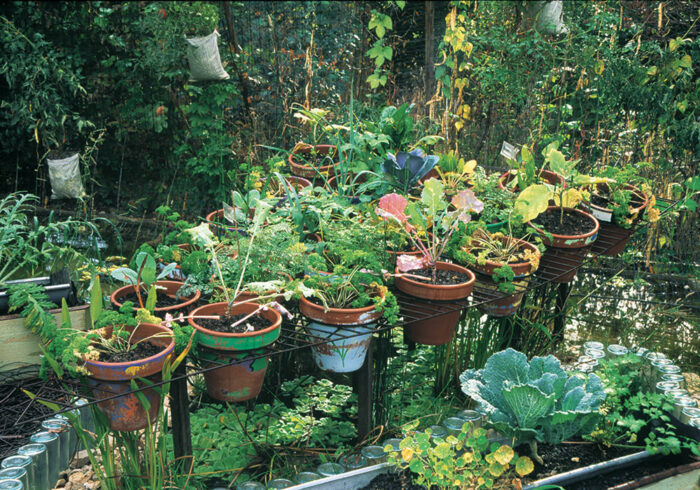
170,363,192,460
353,346,373,441
553,282,571,342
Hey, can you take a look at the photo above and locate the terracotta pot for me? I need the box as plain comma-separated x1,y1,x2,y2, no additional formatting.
188,301,282,351
83,323,174,431
205,208,251,238
465,236,540,278
188,302,282,402
529,207,599,283
258,174,312,197
299,293,383,372
288,144,338,180
498,169,566,192
475,275,530,317
462,236,539,318
394,261,475,345
583,184,649,256
110,280,200,312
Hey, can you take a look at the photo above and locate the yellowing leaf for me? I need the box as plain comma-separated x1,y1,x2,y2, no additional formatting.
594,59,604,75
493,445,515,466
555,188,583,208
647,66,658,76
401,447,414,462
513,184,553,222
489,461,505,477
455,120,464,131
669,38,679,52
463,159,477,174
515,456,535,476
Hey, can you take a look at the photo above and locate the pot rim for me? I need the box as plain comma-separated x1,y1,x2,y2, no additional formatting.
110,280,201,312
83,322,174,376
188,301,282,340
288,144,339,172
463,235,541,275
498,169,566,192
586,183,649,215
299,290,385,325
394,261,476,291
528,206,600,240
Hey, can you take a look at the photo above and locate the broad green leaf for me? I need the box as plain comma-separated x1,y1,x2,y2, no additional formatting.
501,384,555,429
513,184,552,222
515,456,534,476
546,149,575,179
433,442,451,459
421,178,445,216
554,188,583,208
488,460,505,477
145,285,157,313
111,267,138,285
669,38,679,52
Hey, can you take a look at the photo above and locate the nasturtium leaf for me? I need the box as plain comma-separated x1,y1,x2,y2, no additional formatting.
433,442,451,459
515,456,535,476
489,460,505,477
493,445,514,466
401,447,414,462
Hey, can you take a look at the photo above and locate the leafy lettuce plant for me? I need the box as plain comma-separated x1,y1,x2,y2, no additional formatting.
460,348,606,464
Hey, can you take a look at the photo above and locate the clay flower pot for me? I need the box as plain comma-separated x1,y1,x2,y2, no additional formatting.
110,280,200,313
394,261,475,345
299,293,383,373
205,208,251,238
529,207,599,283
466,236,540,317
288,144,338,180
583,184,649,256
498,169,566,192
83,323,174,431
188,302,281,402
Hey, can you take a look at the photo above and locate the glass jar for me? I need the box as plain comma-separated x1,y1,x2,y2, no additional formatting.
29,431,59,487
0,468,27,490
689,417,700,430
443,417,466,438
456,410,482,427
583,341,604,351
680,407,700,425
607,344,628,357
0,456,32,490
382,438,402,452
42,419,71,470
584,348,605,360
339,453,367,470
673,397,698,419
266,478,294,489
428,425,447,440
0,479,22,490
54,414,77,461
17,444,48,490
294,472,321,484
361,446,387,464
316,462,344,477
235,481,265,490
655,381,681,394
661,373,686,389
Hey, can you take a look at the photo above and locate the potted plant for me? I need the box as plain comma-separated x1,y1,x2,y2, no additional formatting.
0,192,101,314
205,189,263,238
376,180,482,345
111,251,200,313
498,143,566,193
299,267,398,373
512,146,601,283
186,203,287,402
471,167,516,233
450,227,541,317
580,166,651,256
423,150,477,196
361,149,440,197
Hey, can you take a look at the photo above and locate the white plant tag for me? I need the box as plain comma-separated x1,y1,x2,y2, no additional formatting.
500,141,519,161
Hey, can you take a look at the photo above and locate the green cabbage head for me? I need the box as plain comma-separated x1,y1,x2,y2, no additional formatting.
460,348,606,455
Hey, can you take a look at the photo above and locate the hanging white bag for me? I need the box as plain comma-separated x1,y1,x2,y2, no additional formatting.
47,152,86,199
185,30,230,82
